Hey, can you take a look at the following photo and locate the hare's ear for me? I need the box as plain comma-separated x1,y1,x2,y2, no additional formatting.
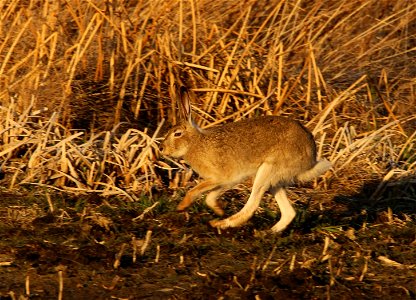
177,85,194,127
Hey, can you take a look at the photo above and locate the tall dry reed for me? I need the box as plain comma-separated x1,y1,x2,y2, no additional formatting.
0,0,415,200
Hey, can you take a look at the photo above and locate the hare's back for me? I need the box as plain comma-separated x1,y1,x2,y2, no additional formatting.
222,116,313,144
207,116,316,164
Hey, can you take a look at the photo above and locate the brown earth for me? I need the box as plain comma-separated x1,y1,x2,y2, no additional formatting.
0,188,414,300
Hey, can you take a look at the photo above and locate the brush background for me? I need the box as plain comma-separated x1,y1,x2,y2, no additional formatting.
1,0,415,197
0,1,415,299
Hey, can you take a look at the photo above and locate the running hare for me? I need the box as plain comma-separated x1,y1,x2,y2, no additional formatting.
161,86,331,233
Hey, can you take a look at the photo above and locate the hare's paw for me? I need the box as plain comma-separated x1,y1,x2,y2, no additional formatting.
270,215,295,233
176,197,192,211
211,206,224,216
209,219,229,229
270,223,289,233
176,202,189,211
205,192,225,216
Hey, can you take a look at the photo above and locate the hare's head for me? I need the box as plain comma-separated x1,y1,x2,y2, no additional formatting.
160,86,200,158
161,122,198,158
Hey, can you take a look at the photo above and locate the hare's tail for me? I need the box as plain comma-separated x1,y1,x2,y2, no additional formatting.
297,159,331,182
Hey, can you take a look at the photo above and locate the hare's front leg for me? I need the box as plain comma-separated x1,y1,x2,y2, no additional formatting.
177,180,220,211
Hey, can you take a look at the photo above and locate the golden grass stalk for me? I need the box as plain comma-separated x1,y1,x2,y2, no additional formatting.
0,0,414,201
0,100,161,199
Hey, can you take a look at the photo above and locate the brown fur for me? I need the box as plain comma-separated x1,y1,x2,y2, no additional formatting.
161,88,331,232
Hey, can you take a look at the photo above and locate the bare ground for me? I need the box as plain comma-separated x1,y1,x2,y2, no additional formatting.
0,186,415,300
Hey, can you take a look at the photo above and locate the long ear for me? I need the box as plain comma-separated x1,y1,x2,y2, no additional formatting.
177,85,194,127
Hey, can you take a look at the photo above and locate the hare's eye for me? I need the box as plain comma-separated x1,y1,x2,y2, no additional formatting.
173,131,182,137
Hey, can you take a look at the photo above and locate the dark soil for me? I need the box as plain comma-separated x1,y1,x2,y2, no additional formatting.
0,190,415,300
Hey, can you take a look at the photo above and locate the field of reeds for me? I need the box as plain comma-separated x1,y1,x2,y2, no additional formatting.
0,0,415,299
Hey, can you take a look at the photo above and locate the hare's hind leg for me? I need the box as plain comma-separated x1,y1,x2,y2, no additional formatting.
177,180,220,211
210,163,273,229
270,188,296,233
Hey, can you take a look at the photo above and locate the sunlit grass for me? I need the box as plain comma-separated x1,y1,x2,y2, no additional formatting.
0,0,414,206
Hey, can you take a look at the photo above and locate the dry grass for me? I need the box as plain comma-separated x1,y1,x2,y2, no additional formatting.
0,3,415,298
0,0,415,204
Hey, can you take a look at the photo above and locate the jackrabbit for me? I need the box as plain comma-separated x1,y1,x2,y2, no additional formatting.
161,86,331,233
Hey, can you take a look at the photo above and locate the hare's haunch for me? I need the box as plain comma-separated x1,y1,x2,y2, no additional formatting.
161,86,331,233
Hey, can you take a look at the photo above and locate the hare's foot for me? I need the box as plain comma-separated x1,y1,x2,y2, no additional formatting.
270,187,296,233
207,206,224,216
205,193,224,216
209,219,229,229
209,213,245,229
269,202,295,232
270,218,294,233
176,195,192,211
177,180,223,212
